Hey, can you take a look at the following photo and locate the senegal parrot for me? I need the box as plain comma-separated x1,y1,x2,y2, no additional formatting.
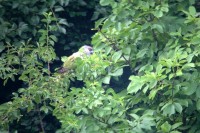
58,45,93,73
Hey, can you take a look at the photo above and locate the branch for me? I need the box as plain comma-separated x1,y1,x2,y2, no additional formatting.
36,106,45,133
98,29,131,67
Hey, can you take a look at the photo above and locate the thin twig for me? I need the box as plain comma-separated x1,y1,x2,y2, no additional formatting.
98,28,131,67
37,106,45,133
50,8,60,28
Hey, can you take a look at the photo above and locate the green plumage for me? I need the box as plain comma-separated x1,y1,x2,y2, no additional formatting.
58,45,93,73
63,52,82,69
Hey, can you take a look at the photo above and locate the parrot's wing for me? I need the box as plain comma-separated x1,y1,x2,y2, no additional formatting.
68,52,82,62
57,52,82,73
57,46,93,74
63,52,82,68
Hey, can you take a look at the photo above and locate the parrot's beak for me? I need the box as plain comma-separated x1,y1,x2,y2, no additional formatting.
82,45,93,55
86,50,93,56
90,50,93,55
86,46,93,55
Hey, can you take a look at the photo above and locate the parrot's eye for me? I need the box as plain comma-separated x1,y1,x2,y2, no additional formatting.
88,47,93,51
83,45,93,55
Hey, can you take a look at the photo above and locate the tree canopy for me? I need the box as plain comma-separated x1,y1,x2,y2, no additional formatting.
0,0,200,132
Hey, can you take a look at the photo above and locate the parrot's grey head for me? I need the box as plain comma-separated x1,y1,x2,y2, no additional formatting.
80,45,93,55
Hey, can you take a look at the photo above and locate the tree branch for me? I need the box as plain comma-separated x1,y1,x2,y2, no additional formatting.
36,106,45,133
98,28,131,67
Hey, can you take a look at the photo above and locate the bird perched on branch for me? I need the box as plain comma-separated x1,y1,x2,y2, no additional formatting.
58,45,93,73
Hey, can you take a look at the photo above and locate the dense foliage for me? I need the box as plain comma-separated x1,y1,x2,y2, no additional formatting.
0,0,200,132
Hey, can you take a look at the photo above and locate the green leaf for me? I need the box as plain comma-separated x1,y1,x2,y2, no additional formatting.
182,83,197,95
58,26,66,34
40,106,49,114
156,64,162,73
50,35,58,42
112,50,122,63
35,94,41,104
136,48,147,58
149,78,157,89
143,84,149,93
82,108,88,114
191,36,200,44
170,131,181,133
102,76,111,84
102,18,113,29
54,6,64,12
161,121,171,132
123,47,131,55
30,15,40,25
151,24,163,33
154,10,163,18
129,113,139,120
95,18,106,28
177,99,189,107
196,87,200,98
176,69,182,76
139,64,153,72
105,46,112,55
187,54,194,63
91,11,100,20
169,73,174,80
182,63,195,69
161,4,169,12
171,122,183,130
100,0,114,6
189,6,196,17
174,102,182,113
0,43,5,52
196,99,200,110
161,102,175,116
64,0,69,6
109,68,123,76
115,22,122,31
149,89,158,99
93,100,103,107
127,76,144,94
58,19,69,26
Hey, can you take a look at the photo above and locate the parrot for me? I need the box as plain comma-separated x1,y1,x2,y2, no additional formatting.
58,45,93,73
